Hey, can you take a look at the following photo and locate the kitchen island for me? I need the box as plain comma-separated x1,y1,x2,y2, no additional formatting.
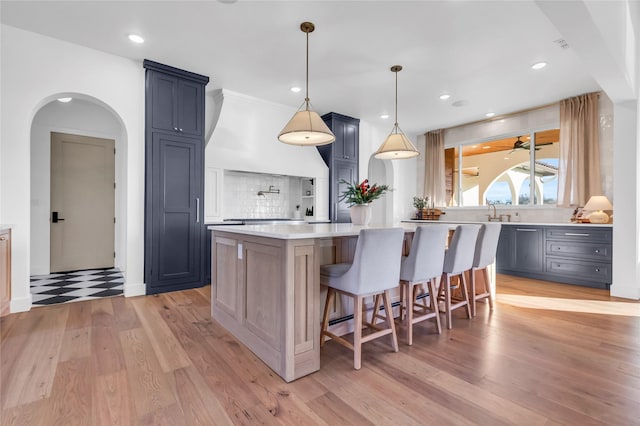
208,222,427,382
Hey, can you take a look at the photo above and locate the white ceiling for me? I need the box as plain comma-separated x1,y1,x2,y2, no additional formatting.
1,0,602,135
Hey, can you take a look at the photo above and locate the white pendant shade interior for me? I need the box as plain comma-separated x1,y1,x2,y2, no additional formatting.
375,65,419,159
278,22,335,146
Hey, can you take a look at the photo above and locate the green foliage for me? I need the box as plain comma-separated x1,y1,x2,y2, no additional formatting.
339,178,390,207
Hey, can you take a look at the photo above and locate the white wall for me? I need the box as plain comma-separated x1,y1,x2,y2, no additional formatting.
1,25,145,311
204,90,330,221
30,98,125,276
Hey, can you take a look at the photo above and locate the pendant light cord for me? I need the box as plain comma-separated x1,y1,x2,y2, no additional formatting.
394,70,398,127
305,29,310,106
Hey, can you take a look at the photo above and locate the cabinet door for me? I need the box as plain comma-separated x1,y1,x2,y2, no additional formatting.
177,79,204,136
150,72,179,133
341,119,358,162
149,72,203,136
0,229,10,317
333,160,356,223
496,226,513,271
146,133,204,293
512,227,543,272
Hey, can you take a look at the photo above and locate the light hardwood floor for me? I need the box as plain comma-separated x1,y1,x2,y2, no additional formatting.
2,275,640,425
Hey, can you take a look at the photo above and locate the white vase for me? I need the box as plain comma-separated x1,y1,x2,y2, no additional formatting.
350,204,372,226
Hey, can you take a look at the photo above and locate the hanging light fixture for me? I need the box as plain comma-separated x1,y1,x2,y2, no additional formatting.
278,22,335,146
375,65,419,159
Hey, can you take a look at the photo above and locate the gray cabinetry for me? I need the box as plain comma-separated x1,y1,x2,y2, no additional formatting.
497,224,612,289
144,60,209,294
317,112,360,223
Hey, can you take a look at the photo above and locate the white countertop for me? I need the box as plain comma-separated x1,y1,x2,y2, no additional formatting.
404,219,613,228
209,220,612,240
208,222,433,240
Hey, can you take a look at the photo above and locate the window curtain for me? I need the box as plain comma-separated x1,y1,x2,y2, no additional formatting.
424,129,446,206
557,92,601,207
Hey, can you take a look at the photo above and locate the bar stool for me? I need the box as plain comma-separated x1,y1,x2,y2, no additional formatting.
438,224,481,329
470,223,502,316
398,225,448,345
320,228,404,370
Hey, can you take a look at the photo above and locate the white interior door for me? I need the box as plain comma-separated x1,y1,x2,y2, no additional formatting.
50,132,115,272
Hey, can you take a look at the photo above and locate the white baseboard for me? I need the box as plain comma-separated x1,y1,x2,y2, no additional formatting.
11,294,33,313
124,282,146,297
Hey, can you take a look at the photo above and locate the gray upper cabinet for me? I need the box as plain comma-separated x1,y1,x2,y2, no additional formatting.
143,60,209,294
317,112,360,223
148,64,204,137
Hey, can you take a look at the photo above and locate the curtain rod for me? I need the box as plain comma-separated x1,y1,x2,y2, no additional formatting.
425,91,601,135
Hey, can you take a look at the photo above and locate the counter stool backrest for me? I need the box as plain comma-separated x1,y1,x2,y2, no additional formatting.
473,223,502,269
400,225,449,283
443,224,482,275
340,228,405,295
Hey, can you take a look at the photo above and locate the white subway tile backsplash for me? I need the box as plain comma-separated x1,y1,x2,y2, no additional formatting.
223,170,309,219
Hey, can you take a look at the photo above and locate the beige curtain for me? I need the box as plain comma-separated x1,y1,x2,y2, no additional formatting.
557,92,601,207
424,129,446,206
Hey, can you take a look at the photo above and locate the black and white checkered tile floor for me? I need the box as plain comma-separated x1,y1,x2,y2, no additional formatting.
30,268,124,306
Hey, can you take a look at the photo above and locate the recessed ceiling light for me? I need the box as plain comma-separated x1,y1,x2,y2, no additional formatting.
482,146,491,150
380,114,389,119
471,145,478,148
128,34,145,44
485,112,495,117
57,97,72,103
439,94,450,100
290,86,301,93
531,61,547,70
504,157,510,160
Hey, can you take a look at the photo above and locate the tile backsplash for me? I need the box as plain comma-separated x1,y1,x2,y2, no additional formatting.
223,170,309,219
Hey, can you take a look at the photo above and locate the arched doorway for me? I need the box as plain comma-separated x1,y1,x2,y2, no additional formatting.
29,94,128,305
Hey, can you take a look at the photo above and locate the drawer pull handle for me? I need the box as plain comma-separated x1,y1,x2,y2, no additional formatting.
595,268,600,272
595,249,600,253
564,232,589,236
0,236,6,241
516,228,537,232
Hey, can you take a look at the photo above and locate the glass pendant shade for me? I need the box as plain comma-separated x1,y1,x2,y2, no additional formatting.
278,103,335,146
375,124,419,159
374,65,419,159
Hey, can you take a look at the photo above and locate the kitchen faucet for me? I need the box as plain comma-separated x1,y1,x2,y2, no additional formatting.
487,201,500,222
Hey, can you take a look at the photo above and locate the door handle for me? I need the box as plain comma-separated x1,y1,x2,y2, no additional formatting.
196,198,200,223
52,211,65,223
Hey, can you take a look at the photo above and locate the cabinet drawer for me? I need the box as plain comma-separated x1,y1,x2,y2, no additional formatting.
545,227,611,243
546,257,611,283
545,241,611,261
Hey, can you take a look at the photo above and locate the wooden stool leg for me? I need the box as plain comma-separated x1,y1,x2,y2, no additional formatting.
470,268,477,317
460,272,472,319
321,287,335,347
382,290,399,352
444,274,452,330
406,282,414,345
428,279,442,334
370,294,382,325
353,295,363,370
399,283,405,321
484,268,494,311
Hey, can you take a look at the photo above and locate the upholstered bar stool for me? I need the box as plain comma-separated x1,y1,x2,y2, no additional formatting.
398,225,448,345
470,223,502,317
320,228,404,370
438,224,481,329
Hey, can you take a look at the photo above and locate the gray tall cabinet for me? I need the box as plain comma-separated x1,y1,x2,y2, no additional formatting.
318,112,360,223
143,60,209,294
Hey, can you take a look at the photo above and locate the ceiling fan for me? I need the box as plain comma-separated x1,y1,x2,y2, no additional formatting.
509,136,553,153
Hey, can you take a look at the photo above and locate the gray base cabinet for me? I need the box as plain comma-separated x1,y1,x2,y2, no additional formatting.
497,224,612,289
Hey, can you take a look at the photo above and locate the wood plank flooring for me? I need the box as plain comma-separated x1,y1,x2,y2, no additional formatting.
2,275,640,425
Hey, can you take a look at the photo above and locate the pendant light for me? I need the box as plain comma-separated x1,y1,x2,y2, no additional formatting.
375,65,419,159
278,22,335,146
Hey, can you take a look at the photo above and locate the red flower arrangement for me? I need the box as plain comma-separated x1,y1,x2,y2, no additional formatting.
339,178,390,206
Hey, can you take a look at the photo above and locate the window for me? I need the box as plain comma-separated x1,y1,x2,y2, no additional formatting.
447,129,559,206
